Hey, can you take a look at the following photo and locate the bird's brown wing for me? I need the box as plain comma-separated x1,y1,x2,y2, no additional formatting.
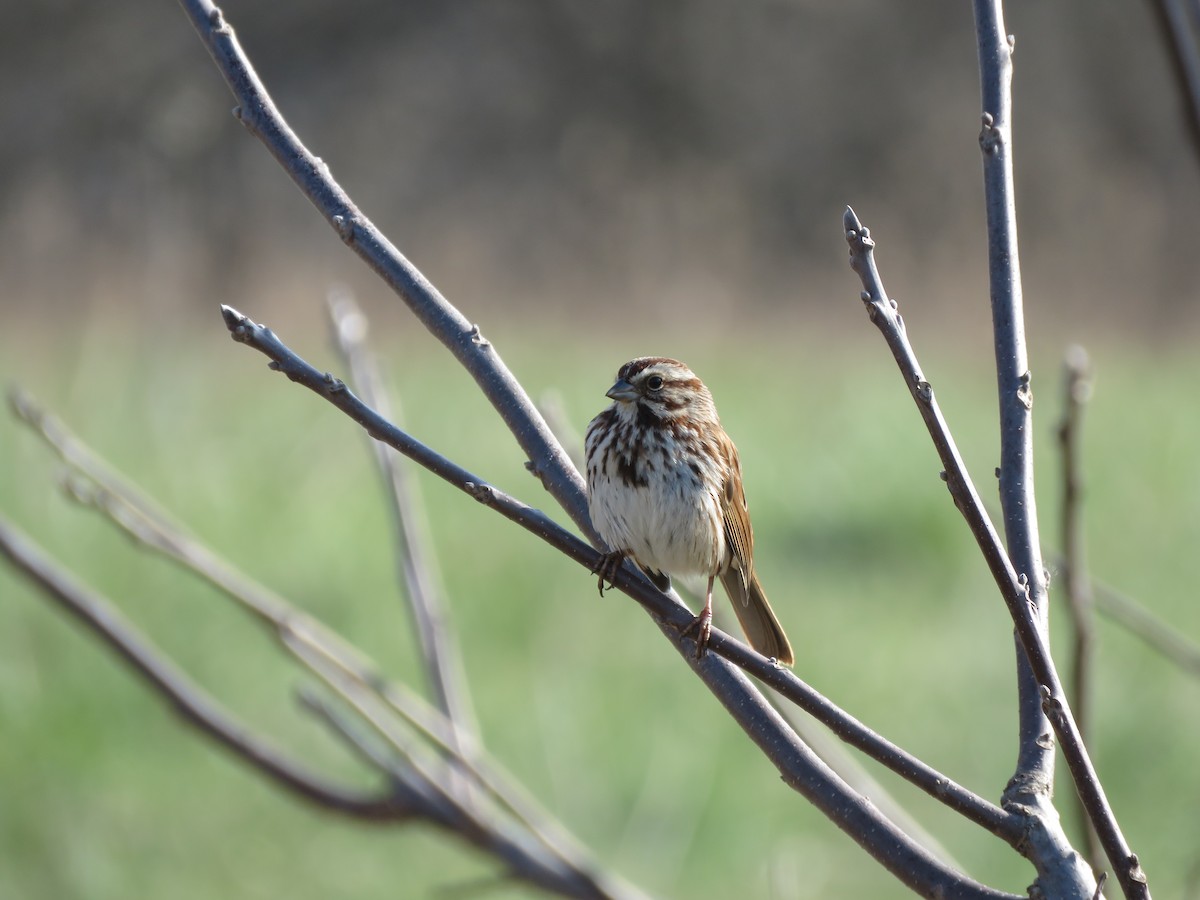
719,437,795,665
719,438,755,588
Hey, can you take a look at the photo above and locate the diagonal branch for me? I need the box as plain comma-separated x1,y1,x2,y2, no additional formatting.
843,206,1146,900
287,649,637,900
175,0,589,536
0,515,411,822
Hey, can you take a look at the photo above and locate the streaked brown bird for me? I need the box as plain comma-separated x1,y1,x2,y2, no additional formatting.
584,357,794,664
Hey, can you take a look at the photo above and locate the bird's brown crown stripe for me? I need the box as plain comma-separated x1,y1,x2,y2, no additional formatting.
618,357,686,380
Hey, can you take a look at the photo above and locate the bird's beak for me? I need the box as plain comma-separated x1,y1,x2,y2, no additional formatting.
605,378,639,402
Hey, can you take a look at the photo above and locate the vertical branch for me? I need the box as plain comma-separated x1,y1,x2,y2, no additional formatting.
972,0,1054,801
973,5,1149,897
327,289,478,757
1057,345,1102,873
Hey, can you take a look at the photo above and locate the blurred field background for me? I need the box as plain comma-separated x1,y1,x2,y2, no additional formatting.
2,1,1200,898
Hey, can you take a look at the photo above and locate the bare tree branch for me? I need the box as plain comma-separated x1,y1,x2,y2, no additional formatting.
1057,345,1103,873
843,205,1146,900
287,647,637,900
972,3,1057,825
174,0,589,538
0,515,411,822
326,287,478,758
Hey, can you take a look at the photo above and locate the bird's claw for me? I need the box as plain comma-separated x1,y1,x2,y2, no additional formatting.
591,550,627,596
680,608,713,659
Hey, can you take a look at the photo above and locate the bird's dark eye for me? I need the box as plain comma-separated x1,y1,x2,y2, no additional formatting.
646,375,664,392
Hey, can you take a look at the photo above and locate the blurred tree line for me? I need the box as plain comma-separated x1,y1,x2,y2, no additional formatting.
1,0,1196,336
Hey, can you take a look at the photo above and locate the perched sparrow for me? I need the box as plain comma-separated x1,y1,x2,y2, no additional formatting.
584,357,794,665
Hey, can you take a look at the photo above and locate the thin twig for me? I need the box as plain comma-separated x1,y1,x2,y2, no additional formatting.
1057,345,1103,873
0,515,410,821
326,288,478,755
287,627,606,890
843,206,1146,900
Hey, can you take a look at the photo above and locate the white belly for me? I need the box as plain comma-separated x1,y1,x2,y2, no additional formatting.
586,429,727,579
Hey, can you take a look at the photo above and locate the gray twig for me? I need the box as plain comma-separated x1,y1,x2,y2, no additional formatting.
1057,346,1103,873
843,206,1144,900
297,685,405,776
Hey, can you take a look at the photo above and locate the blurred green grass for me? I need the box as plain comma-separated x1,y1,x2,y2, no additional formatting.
2,323,1198,899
